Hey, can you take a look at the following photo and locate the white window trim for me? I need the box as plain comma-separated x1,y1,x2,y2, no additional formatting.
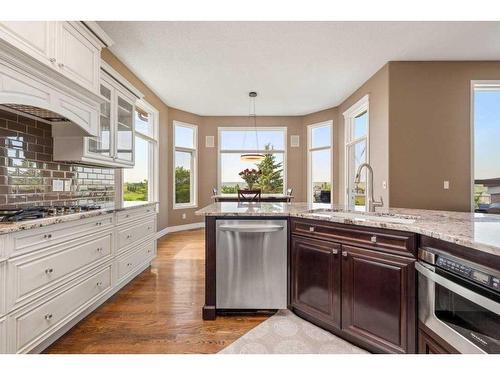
121,99,159,206
217,126,287,194
173,121,198,209
307,120,333,204
470,80,500,212
343,94,370,208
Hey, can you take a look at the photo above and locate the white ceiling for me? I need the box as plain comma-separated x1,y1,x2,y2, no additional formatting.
99,21,500,116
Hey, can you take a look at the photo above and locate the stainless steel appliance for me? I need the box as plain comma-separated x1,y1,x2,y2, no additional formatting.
216,219,287,309
417,248,500,353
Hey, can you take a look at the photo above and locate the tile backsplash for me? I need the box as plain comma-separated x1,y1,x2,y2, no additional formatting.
0,108,115,208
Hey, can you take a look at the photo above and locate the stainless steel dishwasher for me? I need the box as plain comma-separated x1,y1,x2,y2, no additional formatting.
216,219,288,309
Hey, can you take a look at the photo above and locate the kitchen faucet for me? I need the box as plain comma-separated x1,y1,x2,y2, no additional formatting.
354,163,384,212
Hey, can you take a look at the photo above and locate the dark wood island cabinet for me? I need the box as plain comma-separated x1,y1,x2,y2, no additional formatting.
290,218,417,354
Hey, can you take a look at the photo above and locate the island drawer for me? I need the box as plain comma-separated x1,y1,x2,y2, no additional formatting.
7,232,113,310
116,218,156,254
9,263,112,353
290,218,417,257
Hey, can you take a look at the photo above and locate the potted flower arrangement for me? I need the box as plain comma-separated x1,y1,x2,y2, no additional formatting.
238,168,261,190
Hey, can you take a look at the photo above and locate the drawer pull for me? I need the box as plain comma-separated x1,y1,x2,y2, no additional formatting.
43,234,52,239
125,214,130,218
342,251,348,257
45,268,54,274
96,247,103,252
95,222,102,226
309,226,315,232
127,262,132,267
44,313,53,320
331,249,338,255
96,281,103,287
148,227,151,230
127,234,131,239
371,235,377,243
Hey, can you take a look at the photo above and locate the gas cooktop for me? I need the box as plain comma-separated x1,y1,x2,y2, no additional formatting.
0,205,102,223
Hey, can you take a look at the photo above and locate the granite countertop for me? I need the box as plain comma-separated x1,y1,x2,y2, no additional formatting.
0,201,158,235
196,202,500,257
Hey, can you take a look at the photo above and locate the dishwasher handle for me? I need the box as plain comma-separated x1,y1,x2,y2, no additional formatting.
219,224,285,233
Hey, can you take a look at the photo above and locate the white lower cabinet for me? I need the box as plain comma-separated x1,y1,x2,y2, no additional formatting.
0,316,6,353
0,204,157,353
116,240,156,285
8,263,113,353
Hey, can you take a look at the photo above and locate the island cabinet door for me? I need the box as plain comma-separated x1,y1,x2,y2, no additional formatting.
290,235,341,329
341,245,416,354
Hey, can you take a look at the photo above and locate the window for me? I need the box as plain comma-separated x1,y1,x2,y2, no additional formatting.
174,121,197,208
123,100,159,202
218,127,286,193
307,121,332,203
344,95,369,210
472,81,500,212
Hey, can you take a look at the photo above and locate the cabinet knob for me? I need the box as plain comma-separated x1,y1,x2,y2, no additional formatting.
127,262,132,267
127,234,131,239
44,313,53,320
96,247,102,252
125,214,130,218
96,281,103,287
44,234,52,239
45,268,54,274
58,63,64,68
49,58,56,63
96,222,102,226
370,235,377,243
309,226,315,232
342,251,348,257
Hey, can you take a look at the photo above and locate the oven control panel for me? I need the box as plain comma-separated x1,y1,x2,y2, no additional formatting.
436,256,500,292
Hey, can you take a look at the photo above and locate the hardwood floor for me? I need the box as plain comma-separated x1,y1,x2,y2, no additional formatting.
44,229,269,354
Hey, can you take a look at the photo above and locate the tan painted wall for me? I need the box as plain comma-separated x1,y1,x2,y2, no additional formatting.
101,49,170,230
388,61,500,211
336,64,390,206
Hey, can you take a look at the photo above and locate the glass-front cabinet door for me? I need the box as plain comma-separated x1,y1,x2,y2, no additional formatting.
88,82,113,159
115,90,134,164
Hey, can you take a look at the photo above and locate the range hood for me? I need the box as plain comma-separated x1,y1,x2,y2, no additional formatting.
0,39,101,137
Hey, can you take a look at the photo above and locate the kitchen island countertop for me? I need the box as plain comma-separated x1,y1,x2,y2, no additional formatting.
196,202,500,258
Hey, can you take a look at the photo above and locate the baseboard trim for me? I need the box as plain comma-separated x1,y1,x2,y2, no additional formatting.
156,222,205,239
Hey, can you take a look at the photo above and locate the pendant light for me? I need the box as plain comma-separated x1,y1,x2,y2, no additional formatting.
241,91,265,162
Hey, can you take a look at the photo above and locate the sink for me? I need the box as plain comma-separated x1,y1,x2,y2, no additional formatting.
307,209,419,224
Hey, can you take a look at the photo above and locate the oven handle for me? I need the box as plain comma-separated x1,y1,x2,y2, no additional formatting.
416,262,500,315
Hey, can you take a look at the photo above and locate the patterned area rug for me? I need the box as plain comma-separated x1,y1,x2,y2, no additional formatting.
219,310,369,354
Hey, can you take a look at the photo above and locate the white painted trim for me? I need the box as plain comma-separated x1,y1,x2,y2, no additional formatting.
217,126,288,194
470,80,500,212
343,95,370,209
156,222,205,238
306,120,333,204
82,21,114,47
100,60,143,99
173,121,198,210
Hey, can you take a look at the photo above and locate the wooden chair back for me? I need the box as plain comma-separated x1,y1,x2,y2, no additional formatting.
237,189,261,202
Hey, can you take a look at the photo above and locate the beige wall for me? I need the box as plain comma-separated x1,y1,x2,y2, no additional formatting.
388,61,500,211
101,49,170,230
336,64,390,206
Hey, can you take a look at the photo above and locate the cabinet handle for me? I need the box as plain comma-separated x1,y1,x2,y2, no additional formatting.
342,251,348,257
95,222,102,226
49,58,56,63
45,268,54,274
43,234,52,239
308,226,315,232
370,235,377,243
58,63,64,68
127,262,132,267
331,249,338,255
96,247,102,252
44,313,53,320
96,281,103,287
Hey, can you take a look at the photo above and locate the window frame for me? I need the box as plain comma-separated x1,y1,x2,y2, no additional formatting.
121,98,159,204
173,120,198,209
307,120,333,204
470,80,500,212
217,126,287,194
343,94,370,209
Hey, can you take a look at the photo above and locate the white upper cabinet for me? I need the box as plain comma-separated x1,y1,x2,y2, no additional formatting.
0,21,105,95
0,21,56,67
55,22,101,93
